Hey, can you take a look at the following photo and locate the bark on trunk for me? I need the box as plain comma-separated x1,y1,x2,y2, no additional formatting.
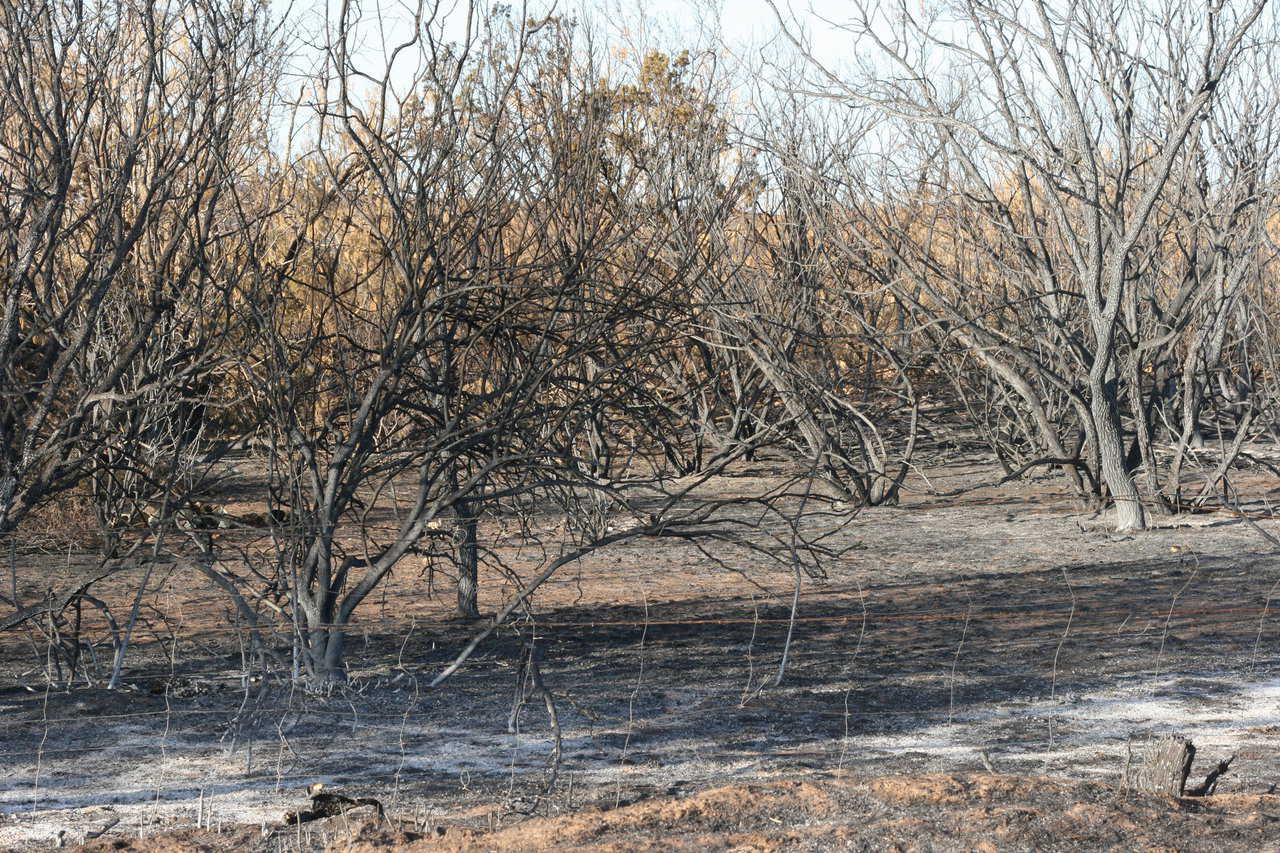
454,502,481,620
312,630,346,685
1125,735,1195,796
300,621,347,687
1090,377,1146,530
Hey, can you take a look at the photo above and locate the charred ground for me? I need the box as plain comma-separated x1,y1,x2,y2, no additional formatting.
1,459,1279,850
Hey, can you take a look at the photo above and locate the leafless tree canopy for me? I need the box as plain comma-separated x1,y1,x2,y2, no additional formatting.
3,0,1280,690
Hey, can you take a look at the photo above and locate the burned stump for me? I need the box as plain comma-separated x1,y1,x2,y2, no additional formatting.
1125,735,1196,796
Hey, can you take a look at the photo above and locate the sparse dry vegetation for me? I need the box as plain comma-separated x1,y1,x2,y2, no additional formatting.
3,0,1280,849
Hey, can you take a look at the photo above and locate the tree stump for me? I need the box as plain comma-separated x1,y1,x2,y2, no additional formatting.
1125,735,1195,796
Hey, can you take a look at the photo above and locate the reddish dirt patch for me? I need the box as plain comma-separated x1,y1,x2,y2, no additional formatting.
387,775,1280,852
374,780,833,853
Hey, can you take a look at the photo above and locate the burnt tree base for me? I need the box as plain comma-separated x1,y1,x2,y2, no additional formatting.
1125,735,1195,796
1123,734,1236,798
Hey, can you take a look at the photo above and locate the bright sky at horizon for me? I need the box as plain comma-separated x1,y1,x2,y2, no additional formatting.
261,0,860,145
268,0,855,76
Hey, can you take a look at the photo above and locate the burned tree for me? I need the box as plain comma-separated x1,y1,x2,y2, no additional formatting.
205,6,845,688
769,0,1275,529
0,0,282,678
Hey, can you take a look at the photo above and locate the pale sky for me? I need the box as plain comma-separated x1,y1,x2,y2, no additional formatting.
268,0,855,76
261,0,859,146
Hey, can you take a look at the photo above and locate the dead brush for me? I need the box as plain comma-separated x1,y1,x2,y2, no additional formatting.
14,487,104,553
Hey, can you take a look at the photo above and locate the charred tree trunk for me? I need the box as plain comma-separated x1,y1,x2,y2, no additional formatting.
1125,735,1195,796
453,498,481,621
1090,375,1146,531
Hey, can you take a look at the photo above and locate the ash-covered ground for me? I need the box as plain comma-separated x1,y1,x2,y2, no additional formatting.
2,458,1279,850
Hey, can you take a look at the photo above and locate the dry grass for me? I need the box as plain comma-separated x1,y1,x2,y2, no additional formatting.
60,774,1280,852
